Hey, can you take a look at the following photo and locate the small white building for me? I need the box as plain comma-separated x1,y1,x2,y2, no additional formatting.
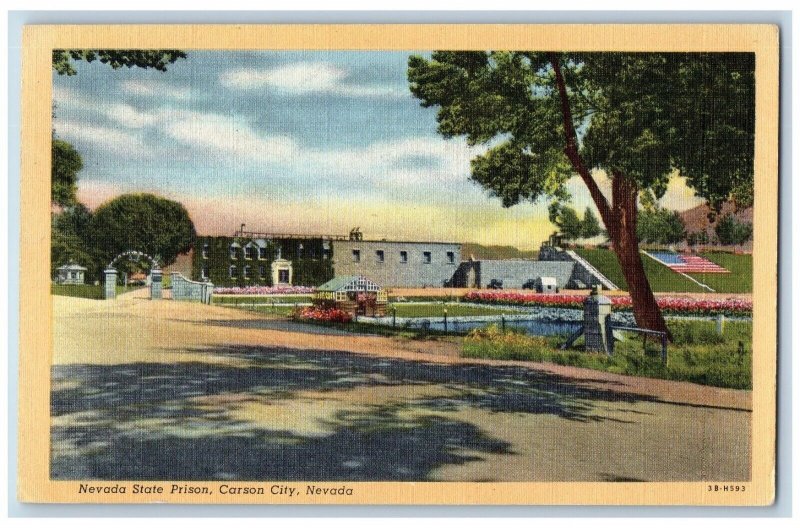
536,276,558,293
55,263,87,285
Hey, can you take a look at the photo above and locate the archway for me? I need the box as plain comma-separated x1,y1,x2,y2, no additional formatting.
104,250,162,300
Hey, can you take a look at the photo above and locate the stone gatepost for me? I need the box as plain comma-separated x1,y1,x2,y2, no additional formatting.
584,288,612,353
104,268,118,300
150,269,163,300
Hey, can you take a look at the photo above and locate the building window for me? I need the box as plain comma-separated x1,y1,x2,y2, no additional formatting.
400,251,408,263
201,266,209,279
202,243,209,259
243,265,251,279
352,249,361,262
244,246,254,260
423,251,432,264
447,251,455,264
376,250,385,263
259,265,267,279
278,269,290,284
229,265,238,278
229,245,238,260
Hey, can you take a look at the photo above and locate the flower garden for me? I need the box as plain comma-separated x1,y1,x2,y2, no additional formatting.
213,285,315,295
292,306,353,324
463,291,752,317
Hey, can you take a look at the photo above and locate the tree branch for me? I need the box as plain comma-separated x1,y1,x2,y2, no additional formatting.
549,53,613,227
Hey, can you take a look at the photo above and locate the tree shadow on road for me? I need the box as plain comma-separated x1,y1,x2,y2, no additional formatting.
51,344,668,481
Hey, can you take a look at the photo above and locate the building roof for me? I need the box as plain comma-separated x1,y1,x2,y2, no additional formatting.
316,275,382,292
57,263,87,271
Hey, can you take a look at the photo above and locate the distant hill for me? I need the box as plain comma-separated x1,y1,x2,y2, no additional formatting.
461,243,538,261
679,201,753,251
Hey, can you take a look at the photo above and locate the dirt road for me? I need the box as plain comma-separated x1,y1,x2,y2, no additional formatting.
51,290,751,482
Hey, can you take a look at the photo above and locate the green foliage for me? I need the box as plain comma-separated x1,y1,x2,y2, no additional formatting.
637,208,686,244
548,203,583,241
714,214,753,246
686,230,711,246
192,236,334,287
51,204,102,281
90,193,195,267
52,49,187,76
463,320,752,389
408,51,754,209
581,207,602,239
51,139,83,207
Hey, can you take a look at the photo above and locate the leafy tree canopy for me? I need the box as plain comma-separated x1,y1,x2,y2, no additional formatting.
637,208,686,245
548,203,583,241
51,139,83,207
581,207,602,239
715,214,753,246
90,193,196,267
53,49,187,76
408,51,754,212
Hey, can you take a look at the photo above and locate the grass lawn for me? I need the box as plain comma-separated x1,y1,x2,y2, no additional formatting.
462,319,752,389
685,252,752,293
574,248,711,293
51,284,144,299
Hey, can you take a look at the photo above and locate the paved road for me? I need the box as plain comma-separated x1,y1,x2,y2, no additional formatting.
50,292,751,482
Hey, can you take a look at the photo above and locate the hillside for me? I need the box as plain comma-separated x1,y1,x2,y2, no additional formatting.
461,243,538,261
679,201,753,251
573,248,752,294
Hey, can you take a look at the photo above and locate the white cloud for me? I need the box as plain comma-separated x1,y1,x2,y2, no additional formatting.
53,119,146,155
160,109,299,162
102,103,160,128
119,79,191,100
299,137,484,189
219,62,407,98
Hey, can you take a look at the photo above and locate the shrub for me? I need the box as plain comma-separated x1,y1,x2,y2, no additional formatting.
292,306,353,324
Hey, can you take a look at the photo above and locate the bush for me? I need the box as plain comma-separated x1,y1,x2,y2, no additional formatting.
292,306,353,324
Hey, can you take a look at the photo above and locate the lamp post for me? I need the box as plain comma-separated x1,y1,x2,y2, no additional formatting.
443,308,448,334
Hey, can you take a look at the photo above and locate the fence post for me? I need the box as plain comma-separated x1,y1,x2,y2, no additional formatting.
392,306,397,328
501,314,506,332
604,317,615,355
443,308,448,334
661,333,668,365
716,314,726,335
584,288,612,353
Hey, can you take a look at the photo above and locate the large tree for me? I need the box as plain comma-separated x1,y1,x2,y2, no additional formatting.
51,139,83,207
408,51,754,334
90,194,196,267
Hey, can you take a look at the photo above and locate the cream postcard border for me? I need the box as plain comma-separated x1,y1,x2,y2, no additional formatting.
18,24,779,505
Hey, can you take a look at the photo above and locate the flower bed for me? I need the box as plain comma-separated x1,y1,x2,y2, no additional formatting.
292,306,353,324
463,291,752,317
213,285,315,295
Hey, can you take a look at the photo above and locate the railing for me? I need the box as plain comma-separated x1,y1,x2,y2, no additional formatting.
170,273,213,304
233,229,350,240
606,321,668,364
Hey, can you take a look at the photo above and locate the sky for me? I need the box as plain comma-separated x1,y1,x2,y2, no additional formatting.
52,51,705,250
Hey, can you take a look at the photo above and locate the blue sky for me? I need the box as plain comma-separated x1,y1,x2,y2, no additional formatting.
52,50,703,249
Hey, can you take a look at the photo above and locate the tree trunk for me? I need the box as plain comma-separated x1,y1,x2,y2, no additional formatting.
549,53,669,338
609,177,671,337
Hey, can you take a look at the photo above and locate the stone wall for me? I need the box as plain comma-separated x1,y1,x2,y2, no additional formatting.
331,240,461,288
171,273,213,303
452,260,575,289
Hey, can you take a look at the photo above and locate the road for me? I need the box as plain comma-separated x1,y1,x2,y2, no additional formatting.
50,289,751,482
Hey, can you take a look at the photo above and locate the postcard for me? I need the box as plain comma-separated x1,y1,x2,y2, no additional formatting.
17,23,778,505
